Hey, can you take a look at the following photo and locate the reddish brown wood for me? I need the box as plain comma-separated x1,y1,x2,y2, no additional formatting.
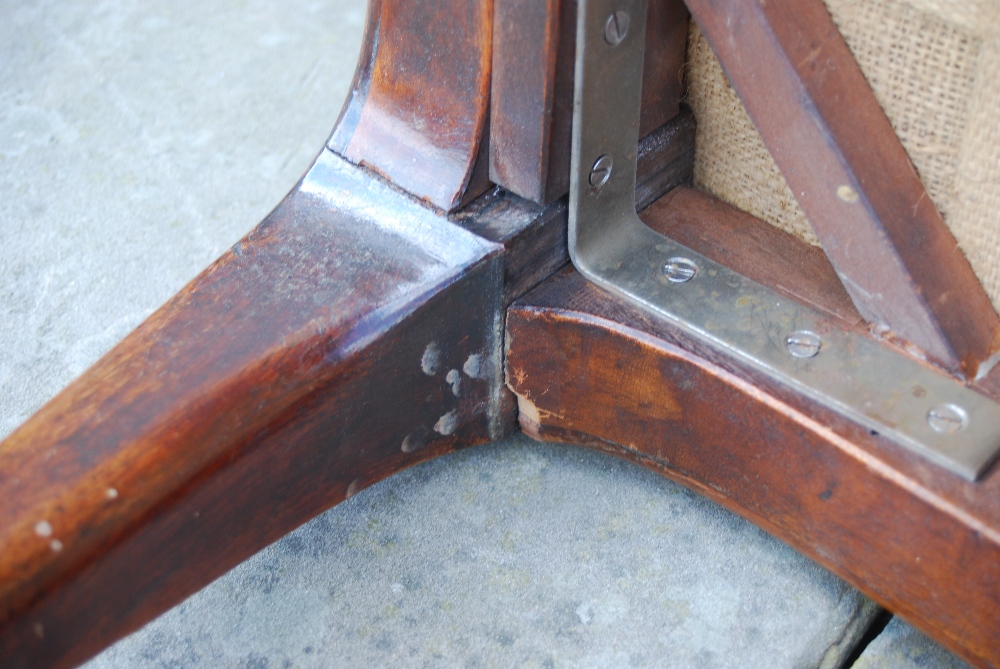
489,0,688,204
686,0,1000,376
489,0,563,203
0,152,506,669
0,79,699,668
455,107,697,306
506,265,1000,669
979,364,1000,405
639,0,689,136
635,187,1000,415
635,105,696,211
328,0,494,211
20,0,1000,662
643,186,864,329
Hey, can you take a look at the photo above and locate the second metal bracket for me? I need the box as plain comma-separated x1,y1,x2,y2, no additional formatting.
568,0,1000,481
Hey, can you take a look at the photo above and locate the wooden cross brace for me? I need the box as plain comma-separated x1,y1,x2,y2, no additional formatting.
2,0,1000,667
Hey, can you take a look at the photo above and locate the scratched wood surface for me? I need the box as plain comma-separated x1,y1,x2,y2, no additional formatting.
7,0,996,666
686,0,1000,377
0,69,698,667
0,152,508,669
0,3,510,660
506,188,1000,669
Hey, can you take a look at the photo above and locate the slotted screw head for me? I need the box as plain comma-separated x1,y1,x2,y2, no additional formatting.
604,10,630,45
589,155,613,188
927,404,968,434
662,257,698,283
786,330,822,358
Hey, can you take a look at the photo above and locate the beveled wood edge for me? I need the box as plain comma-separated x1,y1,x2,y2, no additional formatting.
0,151,508,669
328,0,494,211
505,271,1000,668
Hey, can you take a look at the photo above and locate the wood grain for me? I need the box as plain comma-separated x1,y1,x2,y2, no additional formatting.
0,83,701,668
506,265,1000,669
490,0,689,204
642,186,864,329
686,0,1000,376
488,0,562,204
635,105,695,212
328,0,494,211
457,106,697,305
0,152,504,669
639,0,690,136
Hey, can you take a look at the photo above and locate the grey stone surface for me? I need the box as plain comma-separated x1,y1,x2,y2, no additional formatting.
852,617,972,669
0,0,951,667
81,437,877,668
0,0,366,438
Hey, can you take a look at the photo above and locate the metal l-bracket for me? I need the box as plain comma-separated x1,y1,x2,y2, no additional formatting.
568,0,1000,480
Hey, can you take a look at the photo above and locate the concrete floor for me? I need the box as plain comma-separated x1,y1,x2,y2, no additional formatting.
0,1,970,667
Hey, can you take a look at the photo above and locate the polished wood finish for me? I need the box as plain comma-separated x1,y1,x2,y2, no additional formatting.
686,0,1000,376
328,0,494,211
506,251,1000,668
7,0,999,665
0,99,698,669
490,0,688,204
0,152,507,669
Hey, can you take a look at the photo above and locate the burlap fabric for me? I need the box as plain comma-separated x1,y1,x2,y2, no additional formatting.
686,0,1000,310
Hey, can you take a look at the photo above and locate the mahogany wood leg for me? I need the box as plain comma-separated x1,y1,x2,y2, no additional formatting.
506,189,1000,668
0,152,510,669
0,89,695,667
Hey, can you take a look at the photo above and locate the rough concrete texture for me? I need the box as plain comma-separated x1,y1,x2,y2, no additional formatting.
82,437,876,668
0,0,959,667
853,617,972,669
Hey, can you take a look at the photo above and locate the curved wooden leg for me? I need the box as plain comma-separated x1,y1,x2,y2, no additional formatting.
0,0,508,665
506,189,1000,668
0,149,507,669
